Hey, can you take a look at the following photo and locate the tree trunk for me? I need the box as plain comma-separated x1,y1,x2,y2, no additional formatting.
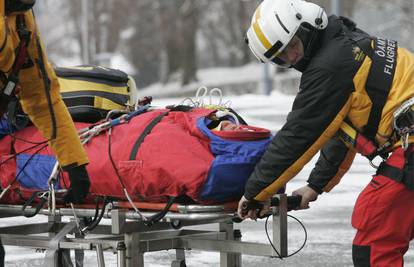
180,0,198,85
238,0,251,65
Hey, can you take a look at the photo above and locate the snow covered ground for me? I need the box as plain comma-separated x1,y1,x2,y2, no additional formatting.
3,90,414,266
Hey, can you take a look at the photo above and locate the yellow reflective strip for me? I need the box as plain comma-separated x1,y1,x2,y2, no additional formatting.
254,98,352,201
252,5,271,49
58,78,129,95
62,66,95,71
253,22,271,49
340,122,357,140
94,96,125,110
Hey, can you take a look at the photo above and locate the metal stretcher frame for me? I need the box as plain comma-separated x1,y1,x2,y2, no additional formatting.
0,194,290,267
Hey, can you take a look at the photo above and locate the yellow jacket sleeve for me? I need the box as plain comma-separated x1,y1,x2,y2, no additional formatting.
0,0,15,73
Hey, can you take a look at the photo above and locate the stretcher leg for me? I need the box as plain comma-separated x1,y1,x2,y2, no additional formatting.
273,194,288,257
44,221,77,267
117,242,127,267
219,222,241,267
96,244,105,267
171,248,187,267
125,232,143,267
60,250,74,267
75,229,85,267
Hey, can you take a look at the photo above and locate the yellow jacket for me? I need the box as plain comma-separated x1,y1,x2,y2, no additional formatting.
0,1,88,169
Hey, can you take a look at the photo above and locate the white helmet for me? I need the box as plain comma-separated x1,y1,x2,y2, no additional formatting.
245,0,328,66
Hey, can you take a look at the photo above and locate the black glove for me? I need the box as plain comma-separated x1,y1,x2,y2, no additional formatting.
63,165,90,204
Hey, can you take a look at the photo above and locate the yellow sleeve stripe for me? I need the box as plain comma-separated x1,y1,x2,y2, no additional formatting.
323,149,356,192
254,98,353,201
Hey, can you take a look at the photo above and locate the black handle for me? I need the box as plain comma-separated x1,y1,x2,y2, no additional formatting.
240,195,303,218
270,195,302,211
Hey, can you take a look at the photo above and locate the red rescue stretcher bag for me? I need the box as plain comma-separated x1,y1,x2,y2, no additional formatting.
0,107,272,204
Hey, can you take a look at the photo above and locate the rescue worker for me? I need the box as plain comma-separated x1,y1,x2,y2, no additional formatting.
238,0,414,266
0,1,90,264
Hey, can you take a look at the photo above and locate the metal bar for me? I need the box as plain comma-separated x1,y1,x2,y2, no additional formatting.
172,249,186,267
0,223,52,235
182,238,273,257
176,204,227,213
125,232,143,267
117,242,127,267
111,209,126,234
219,222,235,267
0,205,235,222
1,234,55,248
45,221,78,267
273,194,288,257
96,244,105,267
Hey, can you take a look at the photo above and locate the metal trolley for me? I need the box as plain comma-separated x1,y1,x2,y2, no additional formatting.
0,194,291,267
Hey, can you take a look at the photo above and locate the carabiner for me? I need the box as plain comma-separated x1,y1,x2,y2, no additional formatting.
402,132,409,151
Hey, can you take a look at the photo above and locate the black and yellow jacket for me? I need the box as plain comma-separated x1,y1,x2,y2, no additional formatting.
244,16,414,201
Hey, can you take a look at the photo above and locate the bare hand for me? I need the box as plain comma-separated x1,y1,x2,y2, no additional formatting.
292,185,319,210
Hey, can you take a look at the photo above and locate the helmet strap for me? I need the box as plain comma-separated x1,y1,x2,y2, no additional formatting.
293,24,321,71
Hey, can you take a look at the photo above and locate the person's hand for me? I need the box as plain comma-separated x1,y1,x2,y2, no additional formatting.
63,165,90,204
292,185,319,210
237,195,271,220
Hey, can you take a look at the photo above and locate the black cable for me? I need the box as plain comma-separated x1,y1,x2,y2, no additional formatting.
0,141,48,167
84,197,109,232
10,134,48,145
107,128,128,189
9,143,48,186
264,214,307,259
265,215,283,259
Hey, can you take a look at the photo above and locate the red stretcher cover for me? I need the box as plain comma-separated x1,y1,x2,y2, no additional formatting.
0,107,272,204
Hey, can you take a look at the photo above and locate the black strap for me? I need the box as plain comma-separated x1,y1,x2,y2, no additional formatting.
129,111,169,160
363,38,397,141
144,196,176,227
2,15,30,98
376,162,403,183
34,21,57,140
22,191,48,218
84,197,110,232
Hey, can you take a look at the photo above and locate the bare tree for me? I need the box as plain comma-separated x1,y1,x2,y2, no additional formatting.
157,1,182,83
180,0,199,85
128,1,162,87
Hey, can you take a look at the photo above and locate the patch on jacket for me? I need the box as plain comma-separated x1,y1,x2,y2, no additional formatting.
352,46,365,62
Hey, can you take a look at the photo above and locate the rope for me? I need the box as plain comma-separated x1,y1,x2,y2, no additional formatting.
264,214,307,259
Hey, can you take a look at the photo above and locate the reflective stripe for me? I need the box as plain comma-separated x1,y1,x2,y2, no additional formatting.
252,7,271,50
338,121,358,146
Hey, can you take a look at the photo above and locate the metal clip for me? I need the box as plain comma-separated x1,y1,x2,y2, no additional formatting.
368,159,379,169
37,191,49,200
402,132,409,150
